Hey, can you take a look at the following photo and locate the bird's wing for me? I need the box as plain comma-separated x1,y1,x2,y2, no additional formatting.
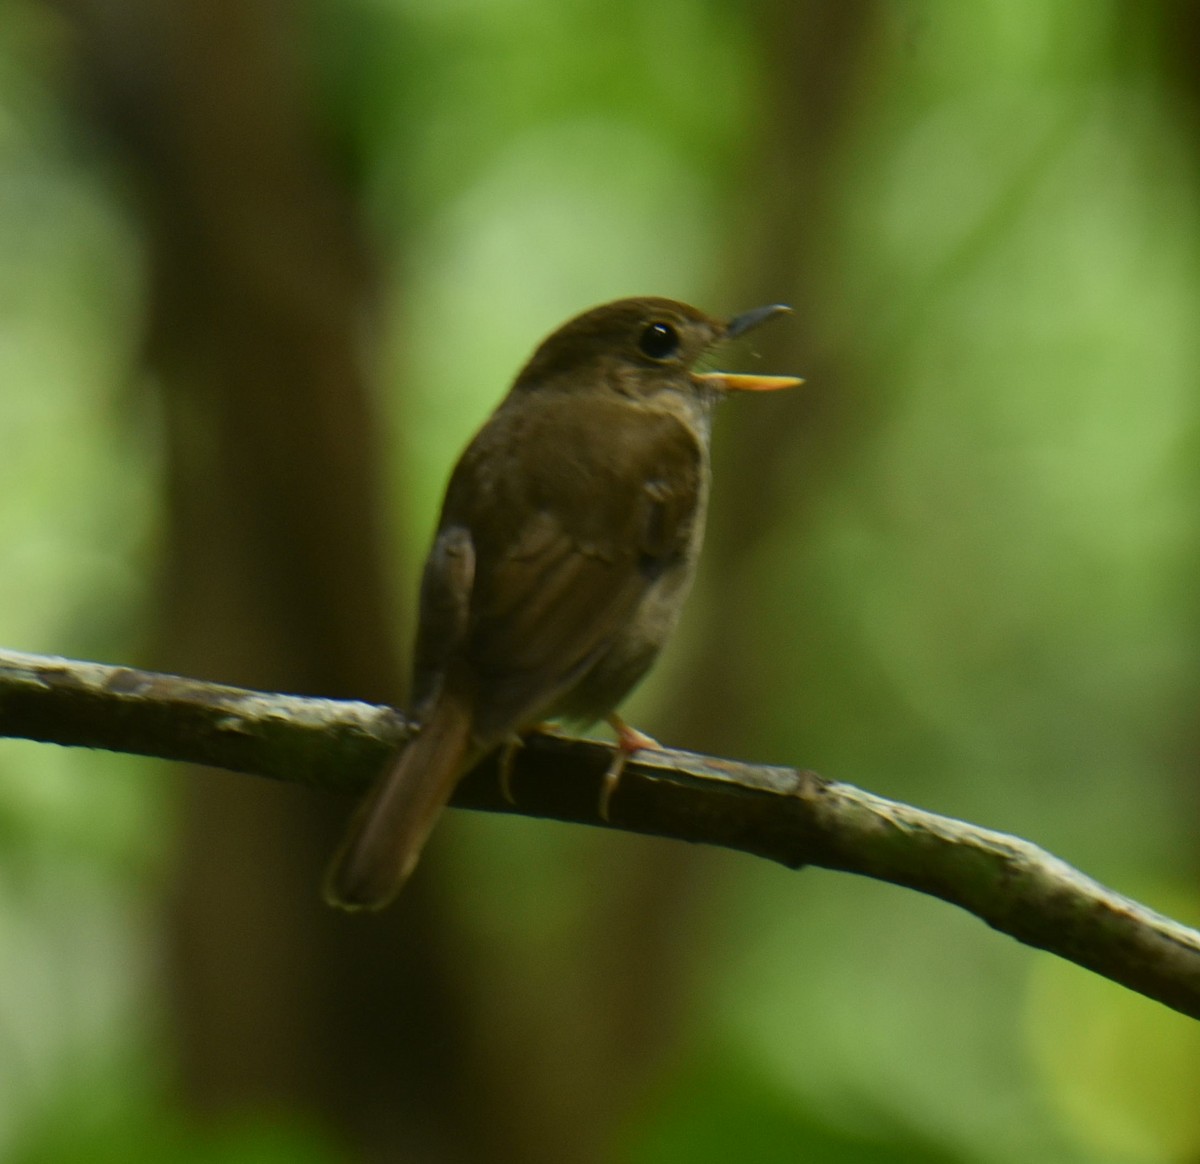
410,523,475,712
421,391,704,744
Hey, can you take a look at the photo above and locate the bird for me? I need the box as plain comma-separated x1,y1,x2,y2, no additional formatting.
325,296,801,910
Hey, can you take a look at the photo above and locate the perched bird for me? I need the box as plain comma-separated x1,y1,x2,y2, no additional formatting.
326,296,801,910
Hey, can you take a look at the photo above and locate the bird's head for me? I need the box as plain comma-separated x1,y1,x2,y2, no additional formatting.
511,296,802,408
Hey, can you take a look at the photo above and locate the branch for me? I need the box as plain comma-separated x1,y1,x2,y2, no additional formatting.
2,647,1197,1019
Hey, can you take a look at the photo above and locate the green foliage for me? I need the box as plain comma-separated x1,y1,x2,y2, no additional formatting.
623,1045,963,1164
17,1089,344,1164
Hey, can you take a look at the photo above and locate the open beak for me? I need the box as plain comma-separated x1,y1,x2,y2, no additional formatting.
693,302,803,392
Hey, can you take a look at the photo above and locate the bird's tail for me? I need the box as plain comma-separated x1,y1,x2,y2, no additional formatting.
324,691,475,910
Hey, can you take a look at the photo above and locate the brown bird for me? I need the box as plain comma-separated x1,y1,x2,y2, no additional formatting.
325,296,801,910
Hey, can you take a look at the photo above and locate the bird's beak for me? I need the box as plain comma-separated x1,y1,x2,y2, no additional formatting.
694,303,803,393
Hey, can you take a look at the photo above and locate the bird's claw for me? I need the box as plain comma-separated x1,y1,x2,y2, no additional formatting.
497,735,523,805
600,715,659,820
497,723,562,804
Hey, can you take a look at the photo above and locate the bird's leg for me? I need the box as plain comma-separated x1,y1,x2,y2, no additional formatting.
599,715,660,821
496,736,523,805
496,722,562,805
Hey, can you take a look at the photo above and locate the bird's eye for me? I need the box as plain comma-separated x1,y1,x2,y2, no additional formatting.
637,322,681,361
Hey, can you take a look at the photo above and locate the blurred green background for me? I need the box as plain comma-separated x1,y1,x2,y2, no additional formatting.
1,0,1199,1160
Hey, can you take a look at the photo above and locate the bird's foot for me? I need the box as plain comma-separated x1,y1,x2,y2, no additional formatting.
496,722,561,804
599,715,659,821
497,735,523,805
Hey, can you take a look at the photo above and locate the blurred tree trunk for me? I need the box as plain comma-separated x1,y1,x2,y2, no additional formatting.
51,2,503,1160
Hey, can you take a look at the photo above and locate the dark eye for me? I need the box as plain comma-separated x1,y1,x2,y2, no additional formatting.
638,321,680,361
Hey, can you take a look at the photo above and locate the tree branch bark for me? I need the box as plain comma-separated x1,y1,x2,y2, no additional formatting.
2,646,1197,1021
